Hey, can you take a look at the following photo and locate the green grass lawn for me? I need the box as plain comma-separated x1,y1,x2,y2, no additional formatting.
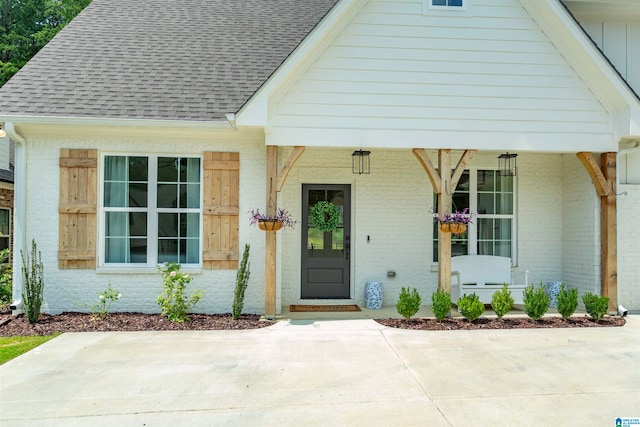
0,334,60,365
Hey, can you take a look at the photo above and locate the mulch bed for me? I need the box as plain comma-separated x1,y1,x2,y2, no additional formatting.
376,316,626,330
0,305,626,336
0,306,271,337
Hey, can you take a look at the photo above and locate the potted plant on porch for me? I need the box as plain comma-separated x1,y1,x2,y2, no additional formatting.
433,208,475,234
250,208,297,231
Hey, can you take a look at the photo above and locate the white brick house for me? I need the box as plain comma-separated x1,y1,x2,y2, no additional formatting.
0,0,639,316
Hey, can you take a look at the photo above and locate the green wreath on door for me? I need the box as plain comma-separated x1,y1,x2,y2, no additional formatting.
310,201,341,232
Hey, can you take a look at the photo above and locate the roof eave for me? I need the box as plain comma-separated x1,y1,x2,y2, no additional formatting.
0,115,234,129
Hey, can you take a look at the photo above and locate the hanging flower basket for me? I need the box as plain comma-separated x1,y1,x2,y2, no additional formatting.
250,208,297,231
439,221,467,234
310,201,341,232
257,219,284,231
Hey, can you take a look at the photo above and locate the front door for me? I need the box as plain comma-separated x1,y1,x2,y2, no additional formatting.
301,184,351,299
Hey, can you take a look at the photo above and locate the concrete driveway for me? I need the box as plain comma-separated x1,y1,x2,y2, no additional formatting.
1,316,639,427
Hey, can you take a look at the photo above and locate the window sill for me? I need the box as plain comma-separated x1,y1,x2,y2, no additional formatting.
96,266,203,275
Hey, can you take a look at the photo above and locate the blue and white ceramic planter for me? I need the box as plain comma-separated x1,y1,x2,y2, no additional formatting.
546,281,562,308
365,281,383,310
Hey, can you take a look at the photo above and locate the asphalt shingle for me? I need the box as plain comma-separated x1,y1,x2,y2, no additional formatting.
0,0,339,121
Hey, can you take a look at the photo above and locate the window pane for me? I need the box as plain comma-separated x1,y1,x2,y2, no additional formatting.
104,156,148,208
130,238,147,263
181,158,200,183
157,184,178,208
181,183,200,208
478,218,494,240
104,156,126,181
104,183,126,207
496,193,513,215
478,240,494,256
0,237,8,251
0,209,9,235
432,0,446,5
449,0,463,6
477,170,494,192
158,213,178,237
128,157,148,181
495,241,511,258
496,175,513,192
105,212,127,237
130,212,147,237
129,183,148,207
186,239,199,264
496,219,512,240
182,213,200,238
477,193,494,214
158,239,178,263
157,157,179,183
105,238,126,263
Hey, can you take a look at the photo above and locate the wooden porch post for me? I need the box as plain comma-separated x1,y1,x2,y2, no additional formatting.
264,146,305,320
265,146,278,320
437,150,452,293
413,148,476,294
576,152,617,312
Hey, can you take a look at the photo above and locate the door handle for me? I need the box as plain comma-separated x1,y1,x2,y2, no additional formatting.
345,236,350,261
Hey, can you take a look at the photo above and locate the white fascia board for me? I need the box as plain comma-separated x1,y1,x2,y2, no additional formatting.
0,115,233,129
266,127,616,153
235,0,366,127
521,0,639,113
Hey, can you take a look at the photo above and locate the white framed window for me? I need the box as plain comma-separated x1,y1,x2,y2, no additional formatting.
0,208,10,252
423,0,471,16
101,154,202,267
433,169,516,263
431,0,464,7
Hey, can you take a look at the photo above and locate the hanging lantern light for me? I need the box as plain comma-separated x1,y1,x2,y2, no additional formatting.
497,152,517,177
352,150,371,175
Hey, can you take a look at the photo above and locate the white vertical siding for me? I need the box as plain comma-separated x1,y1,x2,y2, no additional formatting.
579,20,640,96
270,0,610,140
0,136,9,171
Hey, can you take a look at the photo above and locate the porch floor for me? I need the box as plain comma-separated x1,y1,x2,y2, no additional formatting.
277,305,576,321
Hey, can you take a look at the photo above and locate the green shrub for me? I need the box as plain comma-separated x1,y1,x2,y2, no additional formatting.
0,248,11,306
156,262,204,322
457,293,484,323
556,283,578,320
397,287,421,320
232,244,251,320
89,284,121,320
21,240,45,324
491,283,514,320
582,292,609,322
523,282,550,322
431,290,451,321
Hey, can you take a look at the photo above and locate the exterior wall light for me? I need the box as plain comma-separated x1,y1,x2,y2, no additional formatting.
497,152,517,177
352,150,371,175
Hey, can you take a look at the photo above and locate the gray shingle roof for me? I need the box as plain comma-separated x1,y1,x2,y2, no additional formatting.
0,0,339,122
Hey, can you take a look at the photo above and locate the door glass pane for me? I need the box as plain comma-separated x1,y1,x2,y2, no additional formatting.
307,189,344,258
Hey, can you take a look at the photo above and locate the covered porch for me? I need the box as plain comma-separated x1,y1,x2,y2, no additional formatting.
260,146,613,318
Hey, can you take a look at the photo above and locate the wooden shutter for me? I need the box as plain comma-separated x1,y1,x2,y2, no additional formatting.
58,149,97,269
202,152,239,269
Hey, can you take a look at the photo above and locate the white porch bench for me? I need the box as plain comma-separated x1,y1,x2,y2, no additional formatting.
450,255,527,305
